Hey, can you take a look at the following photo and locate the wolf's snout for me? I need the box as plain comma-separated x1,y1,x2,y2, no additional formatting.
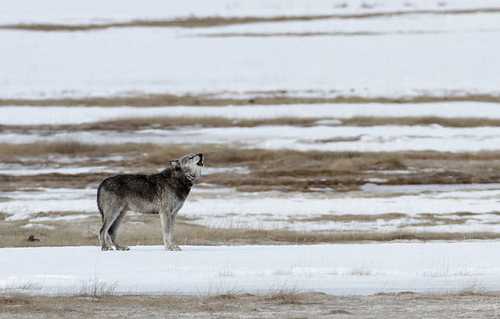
197,153,204,166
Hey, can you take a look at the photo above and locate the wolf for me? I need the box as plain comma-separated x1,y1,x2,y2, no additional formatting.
97,153,203,251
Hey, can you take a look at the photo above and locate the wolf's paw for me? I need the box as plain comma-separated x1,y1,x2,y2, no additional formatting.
116,245,130,251
101,246,113,251
166,244,182,251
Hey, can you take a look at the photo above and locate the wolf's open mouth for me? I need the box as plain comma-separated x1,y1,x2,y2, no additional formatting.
197,154,204,166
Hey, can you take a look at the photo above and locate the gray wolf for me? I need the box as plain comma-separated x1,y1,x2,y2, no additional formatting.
97,153,203,251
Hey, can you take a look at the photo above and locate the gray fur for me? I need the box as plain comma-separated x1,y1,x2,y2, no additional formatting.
97,153,203,251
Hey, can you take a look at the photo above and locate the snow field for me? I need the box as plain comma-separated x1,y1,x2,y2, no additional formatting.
2,242,500,295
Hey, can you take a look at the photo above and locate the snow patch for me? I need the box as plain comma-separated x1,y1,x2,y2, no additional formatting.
2,242,500,295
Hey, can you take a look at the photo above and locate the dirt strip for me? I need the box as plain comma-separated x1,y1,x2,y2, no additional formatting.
2,93,500,106
1,292,499,319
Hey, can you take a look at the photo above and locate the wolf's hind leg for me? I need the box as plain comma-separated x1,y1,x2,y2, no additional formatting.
109,210,129,251
99,205,124,251
99,220,112,251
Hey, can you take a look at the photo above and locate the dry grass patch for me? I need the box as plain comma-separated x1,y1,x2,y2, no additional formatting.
64,117,318,131
265,290,305,305
0,141,99,157
3,212,500,248
78,278,117,298
2,8,500,32
2,142,500,191
410,214,469,227
3,293,500,319
0,117,320,133
296,213,407,223
3,93,500,107
0,15,335,32
343,116,500,127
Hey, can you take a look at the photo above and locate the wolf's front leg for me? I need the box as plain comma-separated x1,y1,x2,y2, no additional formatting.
159,210,181,251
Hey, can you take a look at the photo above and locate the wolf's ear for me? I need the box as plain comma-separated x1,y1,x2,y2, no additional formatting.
169,160,180,168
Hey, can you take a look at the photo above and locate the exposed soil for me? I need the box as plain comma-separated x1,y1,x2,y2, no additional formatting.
2,212,499,248
1,292,499,319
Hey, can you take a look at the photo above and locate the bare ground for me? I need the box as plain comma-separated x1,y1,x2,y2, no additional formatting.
1,292,499,319
2,212,499,248
2,92,500,106
2,143,500,192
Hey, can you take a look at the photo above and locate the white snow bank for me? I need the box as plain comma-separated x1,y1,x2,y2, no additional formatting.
5,124,500,152
2,0,498,25
1,28,499,99
4,103,500,125
2,242,500,295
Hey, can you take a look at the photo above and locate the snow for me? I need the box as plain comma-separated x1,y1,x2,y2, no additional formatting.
4,103,500,125
0,162,243,176
6,124,500,152
29,214,90,222
1,27,499,99
0,188,97,221
1,0,498,25
0,163,109,176
198,12,500,36
3,185,500,232
2,242,500,295
361,183,500,193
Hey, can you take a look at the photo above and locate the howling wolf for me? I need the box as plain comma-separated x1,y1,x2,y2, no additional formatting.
97,153,203,251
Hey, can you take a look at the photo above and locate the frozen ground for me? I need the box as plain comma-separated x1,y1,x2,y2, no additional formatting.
5,124,500,152
3,185,500,233
1,25,499,99
2,0,498,25
2,242,500,295
4,103,500,125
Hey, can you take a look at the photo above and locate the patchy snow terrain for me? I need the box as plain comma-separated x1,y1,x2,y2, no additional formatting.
2,0,500,303
6,124,500,152
2,242,500,295
3,103,500,125
3,185,500,233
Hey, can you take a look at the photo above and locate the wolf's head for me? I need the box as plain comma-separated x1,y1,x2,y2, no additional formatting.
170,153,204,183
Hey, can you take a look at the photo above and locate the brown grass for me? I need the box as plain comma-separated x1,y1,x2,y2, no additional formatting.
265,290,304,305
4,142,500,163
3,293,500,319
5,116,500,136
0,141,100,157
3,142,500,191
1,117,319,133
407,214,469,227
2,212,500,248
2,8,500,32
296,213,407,223
342,116,500,127
2,93,500,107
